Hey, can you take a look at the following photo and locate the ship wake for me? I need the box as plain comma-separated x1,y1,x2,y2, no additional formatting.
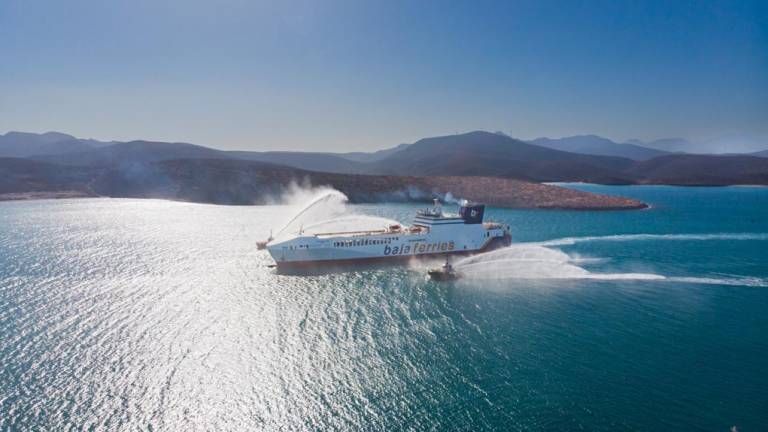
453,241,768,287
536,232,768,247
454,244,663,281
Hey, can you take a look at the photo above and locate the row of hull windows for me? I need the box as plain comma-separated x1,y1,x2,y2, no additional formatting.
285,237,402,250
333,237,398,247
287,233,496,250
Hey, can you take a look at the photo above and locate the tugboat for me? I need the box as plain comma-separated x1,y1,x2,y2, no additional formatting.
428,258,462,281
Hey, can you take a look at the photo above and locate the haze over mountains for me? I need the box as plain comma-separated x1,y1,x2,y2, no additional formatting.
1,130,768,206
529,135,668,160
3,130,765,162
0,131,112,158
625,135,768,154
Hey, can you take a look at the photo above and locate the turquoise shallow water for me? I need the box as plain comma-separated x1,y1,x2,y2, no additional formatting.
1,186,767,430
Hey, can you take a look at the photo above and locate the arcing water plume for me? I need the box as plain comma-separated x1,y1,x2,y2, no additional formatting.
275,188,349,239
301,215,400,235
273,183,401,239
454,244,663,281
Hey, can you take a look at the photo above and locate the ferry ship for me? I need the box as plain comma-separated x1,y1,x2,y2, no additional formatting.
266,200,511,269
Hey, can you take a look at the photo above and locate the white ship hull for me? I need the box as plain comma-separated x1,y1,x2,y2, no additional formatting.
266,202,511,269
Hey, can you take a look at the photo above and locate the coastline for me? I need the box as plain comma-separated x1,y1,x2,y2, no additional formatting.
546,182,768,188
0,191,98,201
0,195,648,211
0,182,648,211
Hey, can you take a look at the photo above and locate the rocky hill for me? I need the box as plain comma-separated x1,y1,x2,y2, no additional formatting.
368,131,637,183
0,157,645,210
626,154,768,185
5,130,768,188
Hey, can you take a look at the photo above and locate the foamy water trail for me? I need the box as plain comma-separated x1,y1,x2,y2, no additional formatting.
454,244,663,281
538,232,768,247
453,242,767,287
666,276,768,287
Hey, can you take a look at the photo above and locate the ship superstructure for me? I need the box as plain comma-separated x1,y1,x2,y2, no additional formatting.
266,200,511,268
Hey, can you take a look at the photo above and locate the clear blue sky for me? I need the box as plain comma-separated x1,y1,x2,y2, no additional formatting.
1,0,766,151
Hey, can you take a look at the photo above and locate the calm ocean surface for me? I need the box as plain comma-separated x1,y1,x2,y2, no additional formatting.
1,185,767,430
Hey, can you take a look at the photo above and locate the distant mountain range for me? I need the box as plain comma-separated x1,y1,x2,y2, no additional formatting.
625,134,768,154
4,129,764,162
367,132,636,183
0,131,112,158
2,131,768,193
529,135,668,160
335,143,412,163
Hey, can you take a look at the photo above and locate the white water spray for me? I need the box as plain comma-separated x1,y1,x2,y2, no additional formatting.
665,276,768,287
454,244,663,281
275,189,349,239
452,232,768,286
274,187,402,239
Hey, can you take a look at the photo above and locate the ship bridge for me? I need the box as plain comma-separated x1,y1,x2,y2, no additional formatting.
413,200,486,228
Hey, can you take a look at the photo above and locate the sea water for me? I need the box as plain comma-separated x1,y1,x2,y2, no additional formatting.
1,185,767,430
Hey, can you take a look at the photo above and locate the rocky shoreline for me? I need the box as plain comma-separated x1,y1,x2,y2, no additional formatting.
0,158,646,210
0,191,97,201
415,176,647,210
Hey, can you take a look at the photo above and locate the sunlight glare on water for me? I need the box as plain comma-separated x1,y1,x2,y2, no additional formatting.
1,186,768,430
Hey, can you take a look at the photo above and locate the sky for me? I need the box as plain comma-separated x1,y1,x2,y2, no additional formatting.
1,0,766,152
